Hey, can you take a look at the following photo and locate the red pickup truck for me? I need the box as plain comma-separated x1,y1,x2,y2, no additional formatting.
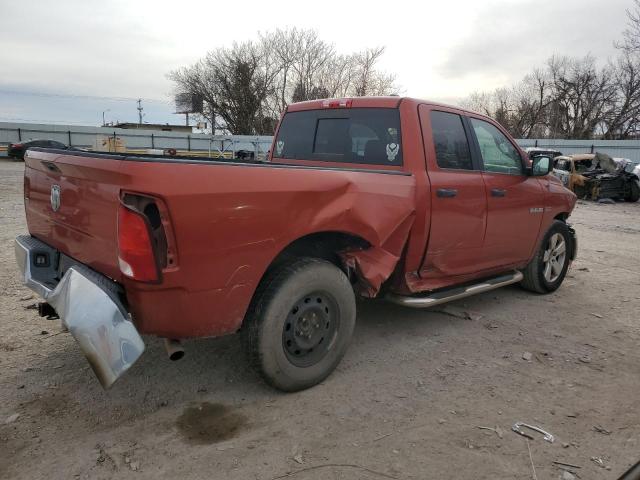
15,97,577,391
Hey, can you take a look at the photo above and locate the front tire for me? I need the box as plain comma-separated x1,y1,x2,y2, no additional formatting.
521,220,573,293
626,181,640,202
245,258,356,392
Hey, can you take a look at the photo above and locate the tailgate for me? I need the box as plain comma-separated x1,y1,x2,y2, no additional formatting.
24,149,125,281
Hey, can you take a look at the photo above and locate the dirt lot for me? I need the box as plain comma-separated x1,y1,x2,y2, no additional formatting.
1,158,639,480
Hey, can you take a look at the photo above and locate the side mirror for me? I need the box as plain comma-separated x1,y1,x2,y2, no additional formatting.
528,156,553,176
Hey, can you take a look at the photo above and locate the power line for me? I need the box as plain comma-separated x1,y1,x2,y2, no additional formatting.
0,88,172,104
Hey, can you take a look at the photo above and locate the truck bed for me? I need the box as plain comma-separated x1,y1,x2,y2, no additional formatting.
24,148,416,338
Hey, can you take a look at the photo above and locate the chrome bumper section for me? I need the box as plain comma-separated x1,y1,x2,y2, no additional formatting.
15,235,144,388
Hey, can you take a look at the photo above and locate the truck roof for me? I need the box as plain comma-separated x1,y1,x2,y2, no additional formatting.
286,96,486,118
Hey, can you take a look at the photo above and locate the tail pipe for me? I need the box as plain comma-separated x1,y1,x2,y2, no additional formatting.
163,338,184,361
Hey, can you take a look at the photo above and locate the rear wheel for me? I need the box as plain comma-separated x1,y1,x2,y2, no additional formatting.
244,258,356,392
521,221,573,293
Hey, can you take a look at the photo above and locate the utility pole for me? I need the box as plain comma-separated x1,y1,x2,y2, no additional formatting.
137,99,143,125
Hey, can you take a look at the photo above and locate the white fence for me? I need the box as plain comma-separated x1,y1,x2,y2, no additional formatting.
2,121,640,162
0,122,273,158
517,139,640,161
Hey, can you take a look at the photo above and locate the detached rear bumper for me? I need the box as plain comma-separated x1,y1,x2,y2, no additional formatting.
15,235,144,388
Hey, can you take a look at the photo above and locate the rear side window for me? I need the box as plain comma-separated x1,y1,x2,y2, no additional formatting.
274,108,402,165
430,111,473,170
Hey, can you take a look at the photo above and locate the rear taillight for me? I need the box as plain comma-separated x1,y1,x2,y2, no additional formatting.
322,98,352,108
117,204,159,282
12,143,23,148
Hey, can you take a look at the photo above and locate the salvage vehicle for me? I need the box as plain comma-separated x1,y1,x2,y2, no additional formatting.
15,97,578,392
525,147,563,160
8,139,68,161
552,153,640,202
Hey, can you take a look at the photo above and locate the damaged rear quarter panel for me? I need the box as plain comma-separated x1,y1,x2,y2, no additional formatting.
121,160,416,337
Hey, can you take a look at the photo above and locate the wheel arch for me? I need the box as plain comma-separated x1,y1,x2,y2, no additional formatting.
265,230,371,279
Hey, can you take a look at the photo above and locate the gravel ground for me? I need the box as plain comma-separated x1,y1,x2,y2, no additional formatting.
1,158,639,480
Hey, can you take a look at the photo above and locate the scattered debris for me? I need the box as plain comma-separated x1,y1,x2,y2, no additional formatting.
293,453,304,464
598,198,615,204
20,294,33,301
578,356,592,364
552,461,581,469
40,330,49,335
593,425,611,435
436,305,484,321
373,432,393,442
522,352,533,362
526,439,538,480
129,461,140,471
512,422,554,443
24,303,38,310
577,267,590,272
476,425,504,439
560,471,576,480
590,313,603,319
591,456,606,468
5,413,20,424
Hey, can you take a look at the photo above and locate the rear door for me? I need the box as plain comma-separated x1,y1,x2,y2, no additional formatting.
467,116,544,267
418,105,489,279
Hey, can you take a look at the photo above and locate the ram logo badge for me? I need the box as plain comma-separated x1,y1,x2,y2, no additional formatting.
50,185,61,212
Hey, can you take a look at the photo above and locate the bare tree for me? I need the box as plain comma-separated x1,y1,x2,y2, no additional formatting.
616,0,640,53
351,47,397,96
170,29,399,134
170,40,280,134
547,55,617,139
602,53,640,138
461,70,551,138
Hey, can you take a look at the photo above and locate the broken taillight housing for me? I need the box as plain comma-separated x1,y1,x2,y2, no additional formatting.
117,203,159,282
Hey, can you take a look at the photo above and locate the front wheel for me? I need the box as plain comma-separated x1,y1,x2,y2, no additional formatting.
244,258,356,392
626,181,640,202
521,221,573,293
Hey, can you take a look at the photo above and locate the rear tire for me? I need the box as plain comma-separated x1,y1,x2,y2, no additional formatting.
244,258,356,392
521,220,573,294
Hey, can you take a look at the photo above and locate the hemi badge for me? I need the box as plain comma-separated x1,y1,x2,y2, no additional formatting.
529,207,544,214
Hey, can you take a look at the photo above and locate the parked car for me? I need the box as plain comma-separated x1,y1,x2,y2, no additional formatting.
552,153,640,202
525,147,563,160
7,139,68,161
15,97,578,391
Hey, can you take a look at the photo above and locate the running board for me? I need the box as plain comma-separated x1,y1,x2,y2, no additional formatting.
386,271,523,308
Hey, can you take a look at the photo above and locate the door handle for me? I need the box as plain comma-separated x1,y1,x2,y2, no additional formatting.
436,188,458,198
491,188,506,197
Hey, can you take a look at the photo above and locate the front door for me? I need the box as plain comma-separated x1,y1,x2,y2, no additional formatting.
418,105,490,280
467,116,544,267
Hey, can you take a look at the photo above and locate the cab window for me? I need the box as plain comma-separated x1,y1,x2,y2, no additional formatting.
470,118,523,175
274,108,402,165
430,111,473,170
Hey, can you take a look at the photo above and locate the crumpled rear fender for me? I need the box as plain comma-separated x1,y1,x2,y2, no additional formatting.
280,172,416,298
339,213,415,297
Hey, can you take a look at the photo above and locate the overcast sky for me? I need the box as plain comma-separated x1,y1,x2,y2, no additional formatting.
0,0,631,126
